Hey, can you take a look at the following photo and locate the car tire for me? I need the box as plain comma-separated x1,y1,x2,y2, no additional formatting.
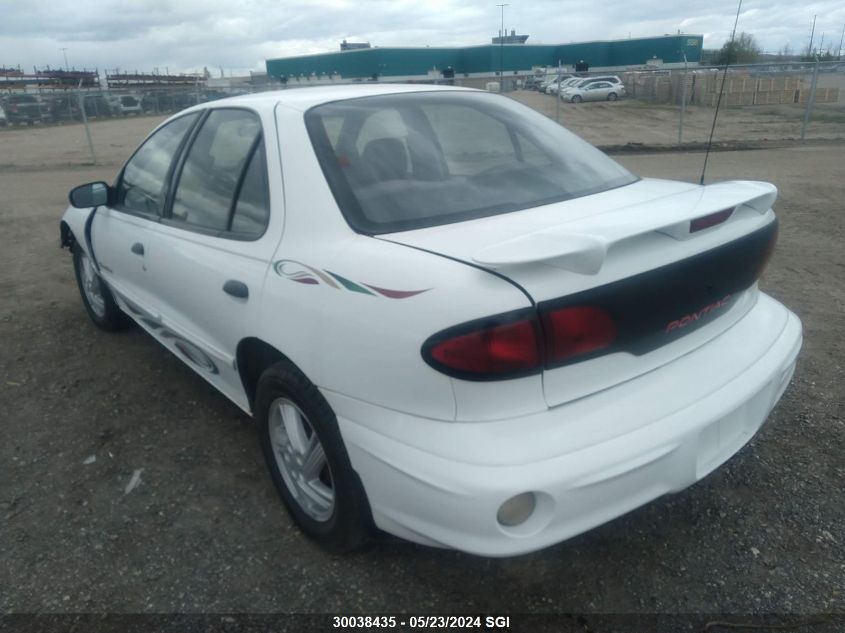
572,95,583,103
72,242,130,331
608,92,618,101
256,360,372,552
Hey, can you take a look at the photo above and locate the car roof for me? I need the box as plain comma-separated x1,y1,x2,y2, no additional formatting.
188,83,479,113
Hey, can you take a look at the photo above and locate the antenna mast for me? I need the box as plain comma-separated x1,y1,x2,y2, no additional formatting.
700,0,744,185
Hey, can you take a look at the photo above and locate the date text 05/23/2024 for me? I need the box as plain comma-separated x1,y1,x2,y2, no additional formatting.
332,615,511,629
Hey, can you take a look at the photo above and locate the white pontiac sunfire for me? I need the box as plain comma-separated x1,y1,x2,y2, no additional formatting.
60,84,802,557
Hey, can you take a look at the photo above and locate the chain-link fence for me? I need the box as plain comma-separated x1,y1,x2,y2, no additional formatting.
1,61,842,167
503,60,845,148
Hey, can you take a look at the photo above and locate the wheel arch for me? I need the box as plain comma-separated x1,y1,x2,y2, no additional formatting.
236,337,296,414
60,220,76,250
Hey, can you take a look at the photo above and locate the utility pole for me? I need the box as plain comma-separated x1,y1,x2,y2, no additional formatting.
838,23,845,60
808,15,816,56
60,47,69,71
801,55,820,140
496,3,508,93
679,52,688,145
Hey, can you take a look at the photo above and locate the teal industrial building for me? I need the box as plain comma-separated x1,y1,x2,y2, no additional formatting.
265,35,703,83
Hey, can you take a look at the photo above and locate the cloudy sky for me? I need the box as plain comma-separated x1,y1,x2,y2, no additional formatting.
1,0,843,75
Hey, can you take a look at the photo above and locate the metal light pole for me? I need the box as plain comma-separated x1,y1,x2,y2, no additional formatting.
60,47,69,71
678,52,688,145
801,55,820,141
808,15,816,56
76,79,97,165
496,3,508,92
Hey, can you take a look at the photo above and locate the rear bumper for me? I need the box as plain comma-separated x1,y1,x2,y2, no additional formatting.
325,292,802,557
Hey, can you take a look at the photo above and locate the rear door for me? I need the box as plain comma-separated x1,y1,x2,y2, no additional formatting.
145,107,279,409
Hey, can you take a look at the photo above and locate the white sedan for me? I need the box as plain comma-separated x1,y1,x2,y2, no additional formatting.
60,84,801,557
565,81,627,102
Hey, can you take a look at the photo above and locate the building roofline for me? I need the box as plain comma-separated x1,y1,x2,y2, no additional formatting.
266,34,704,63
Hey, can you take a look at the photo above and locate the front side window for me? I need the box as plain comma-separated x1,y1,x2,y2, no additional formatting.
118,113,199,215
170,109,262,232
306,91,637,234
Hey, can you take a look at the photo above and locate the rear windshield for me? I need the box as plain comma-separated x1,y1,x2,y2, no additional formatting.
305,91,637,234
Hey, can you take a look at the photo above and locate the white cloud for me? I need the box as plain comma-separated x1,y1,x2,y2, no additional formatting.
0,0,842,74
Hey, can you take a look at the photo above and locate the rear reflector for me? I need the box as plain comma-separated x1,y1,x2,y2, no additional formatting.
542,305,617,362
423,313,541,380
690,208,733,233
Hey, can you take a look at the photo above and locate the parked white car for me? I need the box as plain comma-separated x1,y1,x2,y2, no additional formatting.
107,94,143,116
538,73,567,93
60,84,801,557
543,75,573,94
566,81,627,102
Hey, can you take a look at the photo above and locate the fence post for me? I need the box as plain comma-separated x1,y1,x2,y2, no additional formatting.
76,79,97,165
800,56,821,141
555,60,561,124
678,54,688,145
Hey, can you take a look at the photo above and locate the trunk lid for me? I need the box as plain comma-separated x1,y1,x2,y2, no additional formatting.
381,178,779,406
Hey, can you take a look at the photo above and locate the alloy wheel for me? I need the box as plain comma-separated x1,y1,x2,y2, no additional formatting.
268,397,335,522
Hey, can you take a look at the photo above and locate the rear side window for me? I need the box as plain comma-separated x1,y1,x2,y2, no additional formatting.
170,109,264,235
118,113,199,215
306,91,636,234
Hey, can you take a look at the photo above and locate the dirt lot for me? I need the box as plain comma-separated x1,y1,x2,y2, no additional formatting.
510,90,845,147
1,109,844,622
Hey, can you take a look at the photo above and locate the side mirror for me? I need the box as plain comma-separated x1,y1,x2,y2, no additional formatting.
69,181,111,208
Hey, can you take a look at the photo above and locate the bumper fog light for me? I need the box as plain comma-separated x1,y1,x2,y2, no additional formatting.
497,492,536,527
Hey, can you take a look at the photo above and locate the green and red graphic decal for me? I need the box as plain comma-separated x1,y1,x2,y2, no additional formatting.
273,260,429,299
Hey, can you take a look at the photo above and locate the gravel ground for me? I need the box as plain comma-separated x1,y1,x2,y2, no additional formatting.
508,90,845,147
0,111,843,623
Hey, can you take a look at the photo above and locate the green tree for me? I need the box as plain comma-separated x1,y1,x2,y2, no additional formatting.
715,32,762,64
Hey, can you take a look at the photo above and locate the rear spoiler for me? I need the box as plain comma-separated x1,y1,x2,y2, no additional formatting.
472,181,777,275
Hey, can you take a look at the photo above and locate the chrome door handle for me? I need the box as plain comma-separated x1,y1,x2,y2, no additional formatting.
131,242,144,256
223,280,248,299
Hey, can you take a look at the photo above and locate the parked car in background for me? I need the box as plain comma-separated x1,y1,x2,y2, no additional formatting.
202,89,230,102
60,84,801,557
538,74,563,93
81,94,114,118
522,75,542,90
46,93,81,121
141,90,200,113
2,94,51,125
562,75,623,98
107,94,143,116
566,81,627,102
0,104,7,126
583,75,623,86
543,74,573,95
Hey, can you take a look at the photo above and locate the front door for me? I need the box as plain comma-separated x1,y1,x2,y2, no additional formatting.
93,112,201,325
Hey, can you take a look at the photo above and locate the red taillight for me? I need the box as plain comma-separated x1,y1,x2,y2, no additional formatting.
425,316,541,378
542,305,616,363
690,208,733,233
423,305,618,380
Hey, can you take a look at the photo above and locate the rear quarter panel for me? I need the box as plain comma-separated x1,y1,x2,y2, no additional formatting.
263,104,542,421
